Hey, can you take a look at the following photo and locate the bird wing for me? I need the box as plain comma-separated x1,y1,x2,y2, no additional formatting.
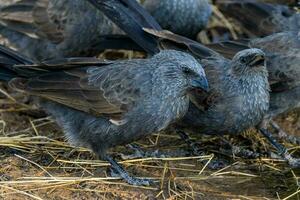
250,32,300,92
143,28,219,59
0,0,66,44
87,0,162,55
206,39,251,59
216,1,295,36
9,58,150,121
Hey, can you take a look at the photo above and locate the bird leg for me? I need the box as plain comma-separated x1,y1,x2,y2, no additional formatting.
220,138,262,159
176,130,227,169
270,120,300,145
176,130,204,156
259,128,300,167
105,155,152,186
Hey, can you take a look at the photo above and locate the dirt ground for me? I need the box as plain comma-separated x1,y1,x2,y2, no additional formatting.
0,0,299,200
0,96,299,200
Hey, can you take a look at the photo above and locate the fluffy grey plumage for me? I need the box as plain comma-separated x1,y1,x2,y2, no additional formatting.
143,0,211,38
88,0,270,137
0,0,118,60
175,48,270,135
0,48,208,158
87,0,300,166
0,46,208,184
216,1,300,37
0,0,211,61
207,31,300,130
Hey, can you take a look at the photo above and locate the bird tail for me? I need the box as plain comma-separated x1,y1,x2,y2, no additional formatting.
216,1,294,36
206,39,250,59
87,0,162,55
87,0,217,59
0,45,33,82
89,34,144,52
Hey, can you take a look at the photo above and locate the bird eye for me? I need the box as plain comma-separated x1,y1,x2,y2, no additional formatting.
240,57,247,64
182,66,193,74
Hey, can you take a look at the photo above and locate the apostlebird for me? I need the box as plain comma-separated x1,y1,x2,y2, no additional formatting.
216,1,300,37
86,0,300,167
206,31,300,143
0,45,209,185
0,0,124,60
0,0,211,61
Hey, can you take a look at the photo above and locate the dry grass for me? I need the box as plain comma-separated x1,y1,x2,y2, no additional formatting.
0,1,299,200
0,72,299,200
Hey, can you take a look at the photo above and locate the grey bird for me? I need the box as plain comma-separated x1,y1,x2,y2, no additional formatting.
87,0,300,167
0,45,209,185
142,0,212,39
216,1,300,37
0,0,121,60
0,0,211,61
206,31,300,144
146,30,269,136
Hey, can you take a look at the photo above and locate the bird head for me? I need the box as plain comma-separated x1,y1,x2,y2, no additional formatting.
180,62,209,93
231,48,267,77
154,50,209,93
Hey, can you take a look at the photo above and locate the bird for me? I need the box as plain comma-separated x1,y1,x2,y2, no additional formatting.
146,29,269,137
0,0,124,60
216,0,300,37
0,45,209,185
86,0,300,167
0,0,211,61
142,0,212,39
205,31,300,144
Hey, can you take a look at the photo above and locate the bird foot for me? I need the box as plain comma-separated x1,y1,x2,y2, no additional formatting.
176,130,205,156
106,156,153,186
207,159,228,169
259,128,300,168
271,120,300,145
176,130,228,169
231,145,261,159
282,151,300,168
187,144,206,156
109,167,153,186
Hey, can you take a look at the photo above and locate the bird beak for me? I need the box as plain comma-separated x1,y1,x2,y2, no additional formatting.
191,77,209,92
249,55,265,67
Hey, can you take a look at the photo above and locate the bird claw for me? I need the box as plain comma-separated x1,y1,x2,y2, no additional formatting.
106,156,153,186
231,146,261,159
260,128,300,168
282,134,300,146
186,144,205,156
126,177,153,186
282,152,300,168
176,130,205,156
207,159,228,170
270,120,300,145
109,167,152,186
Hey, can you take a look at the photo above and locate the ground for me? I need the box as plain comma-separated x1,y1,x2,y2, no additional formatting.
0,1,299,200
0,102,299,200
